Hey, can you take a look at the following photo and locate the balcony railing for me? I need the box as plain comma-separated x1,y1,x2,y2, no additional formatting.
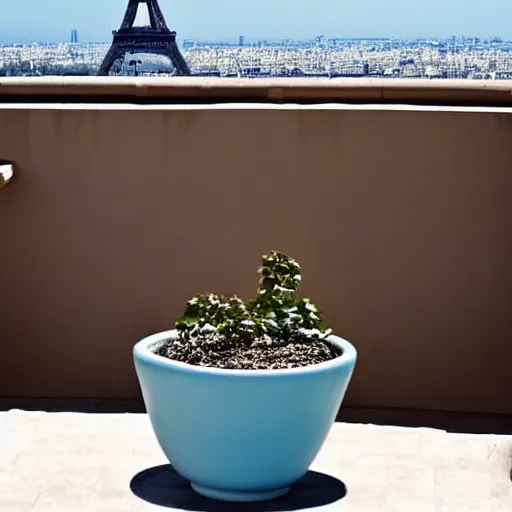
0,76,512,105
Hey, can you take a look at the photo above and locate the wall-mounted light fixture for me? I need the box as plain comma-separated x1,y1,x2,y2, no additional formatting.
0,161,14,189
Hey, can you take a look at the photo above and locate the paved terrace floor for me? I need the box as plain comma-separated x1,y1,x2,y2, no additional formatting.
2,410,511,511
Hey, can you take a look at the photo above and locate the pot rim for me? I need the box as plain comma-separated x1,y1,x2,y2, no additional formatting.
134,329,357,377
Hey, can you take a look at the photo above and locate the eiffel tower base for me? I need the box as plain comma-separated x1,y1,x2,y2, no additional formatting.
98,31,191,76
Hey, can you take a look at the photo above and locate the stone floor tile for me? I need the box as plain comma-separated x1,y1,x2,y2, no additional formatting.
30,490,141,512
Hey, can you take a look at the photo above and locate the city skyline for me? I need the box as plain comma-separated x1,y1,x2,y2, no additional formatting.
1,0,512,44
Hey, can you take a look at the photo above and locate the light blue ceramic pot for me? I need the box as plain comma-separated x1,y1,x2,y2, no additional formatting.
133,330,357,502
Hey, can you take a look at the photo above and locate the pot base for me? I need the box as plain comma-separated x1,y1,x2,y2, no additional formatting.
191,482,291,502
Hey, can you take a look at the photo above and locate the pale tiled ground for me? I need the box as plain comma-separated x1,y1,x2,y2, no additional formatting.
1,410,511,511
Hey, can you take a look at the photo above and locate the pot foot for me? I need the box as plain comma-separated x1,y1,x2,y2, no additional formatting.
190,482,291,502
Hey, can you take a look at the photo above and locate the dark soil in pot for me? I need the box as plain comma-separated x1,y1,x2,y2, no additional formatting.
155,335,342,370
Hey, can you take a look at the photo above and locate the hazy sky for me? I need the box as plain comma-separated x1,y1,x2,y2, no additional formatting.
1,0,512,43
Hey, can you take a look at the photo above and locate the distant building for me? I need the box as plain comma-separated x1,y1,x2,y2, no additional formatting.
71,30,79,44
239,35,245,47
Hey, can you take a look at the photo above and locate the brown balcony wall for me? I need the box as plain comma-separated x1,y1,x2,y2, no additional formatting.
1,94,511,414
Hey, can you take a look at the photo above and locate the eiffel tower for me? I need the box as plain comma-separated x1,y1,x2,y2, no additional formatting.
98,0,190,76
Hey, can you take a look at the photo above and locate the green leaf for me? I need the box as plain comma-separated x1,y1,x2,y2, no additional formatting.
175,251,332,345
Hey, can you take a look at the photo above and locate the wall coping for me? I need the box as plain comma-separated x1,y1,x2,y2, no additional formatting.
1,103,512,114
0,77,512,105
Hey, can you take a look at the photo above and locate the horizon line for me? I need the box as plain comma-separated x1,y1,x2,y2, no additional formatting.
1,34,511,45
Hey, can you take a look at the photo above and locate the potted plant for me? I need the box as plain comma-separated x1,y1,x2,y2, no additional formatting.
133,251,357,502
